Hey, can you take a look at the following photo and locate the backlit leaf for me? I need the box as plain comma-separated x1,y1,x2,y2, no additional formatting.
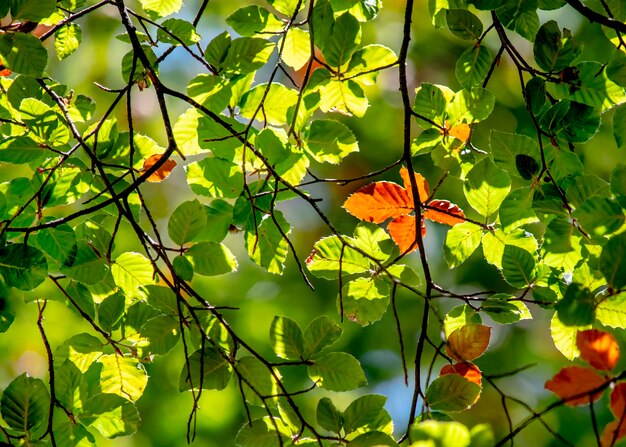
446,324,491,362
142,154,177,182
424,200,465,225
400,166,429,202
576,329,620,371
308,352,367,391
343,182,412,223
545,365,606,406
387,214,425,253
426,375,481,412
440,361,482,387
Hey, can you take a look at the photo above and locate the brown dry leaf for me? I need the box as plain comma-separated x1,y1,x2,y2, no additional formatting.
545,365,607,406
446,324,491,362
143,153,177,182
577,329,620,371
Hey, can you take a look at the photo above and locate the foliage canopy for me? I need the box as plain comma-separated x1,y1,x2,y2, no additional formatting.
1,0,626,445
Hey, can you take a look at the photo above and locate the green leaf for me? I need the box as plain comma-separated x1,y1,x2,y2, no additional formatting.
346,44,397,85
555,283,595,326
66,281,96,320
168,199,208,246
245,212,290,274
413,83,450,127
501,245,537,288
0,243,48,291
490,131,541,181
60,244,108,285
426,375,480,412
56,333,103,373
500,188,539,232
464,157,511,219
443,222,483,268
268,0,304,16
221,37,275,76
321,12,361,68
35,223,78,267
496,0,539,40
0,374,49,432
185,241,237,276
111,252,154,301
481,294,532,324
270,315,304,359
352,222,394,262
280,28,311,71
341,277,390,326
449,87,495,123
567,174,611,208
141,315,180,355
179,346,232,391
614,104,626,148
348,431,397,446
306,236,370,279
98,293,125,332
444,305,482,338
52,420,95,447
238,356,280,407
121,45,158,83
10,0,55,21
235,417,290,447
97,355,148,402
600,232,626,289
19,98,69,146
410,420,471,447
55,23,82,60
550,313,587,360
343,394,390,435
303,315,343,358
319,78,369,117
482,229,538,270
79,393,140,438
304,119,359,164
533,21,581,72
446,9,483,40
0,136,48,164
198,199,234,242
139,0,182,17
157,18,202,45
539,100,600,143
573,197,624,237
239,83,299,126
596,294,626,329
308,352,367,391
526,76,546,114
226,6,283,37
173,255,194,281
541,218,582,272
186,157,244,198
317,397,344,434
456,45,493,90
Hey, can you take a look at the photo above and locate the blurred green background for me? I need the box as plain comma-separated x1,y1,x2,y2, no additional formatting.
1,0,625,445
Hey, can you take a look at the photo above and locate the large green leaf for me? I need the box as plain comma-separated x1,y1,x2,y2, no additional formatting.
303,315,343,358
599,232,626,289
0,32,47,77
0,374,49,432
446,9,483,40
425,375,480,412
0,243,48,291
97,355,148,403
78,393,140,438
280,28,312,71
239,83,299,126
111,252,154,301
185,241,237,276
139,0,182,17
179,346,232,391
501,245,537,288
317,397,344,434
464,157,511,219
481,294,532,324
186,157,244,198
490,131,540,181
456,45,493,90
343,394,391,435
237,356,280,407
141,315,180,355
321,12,361,68
168,199,208,246
270,315,304,359
226,6,283,36
340,277,390,326
443,222,483,268
35,223,78,267
10,0,55,20
306,236,370,279
305,119,359,164
410,420,471,447
55,23,82,60
596,294,626,329
245,212,290,274
308,352,367,391
533,21,581,72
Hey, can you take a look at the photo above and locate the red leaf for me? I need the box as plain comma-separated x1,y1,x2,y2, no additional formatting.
400,167,429,203
0,67,11,77
387,214,425,253
446,324,491,362
577,329,620,371
545,366,607,406
343,182,413,224
600,419,626,447
440,361,482,387
424,200,465,226
143,154,177,182
611,383,626,420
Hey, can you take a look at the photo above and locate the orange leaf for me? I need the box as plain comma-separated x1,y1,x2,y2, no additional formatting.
143,153,177,182
387,214,425,253
343,182,412,224
424,200,465,226
600,419,626,447
440,361,482,387
545,366,607,406
0,68,11,77
399,167,429,203
577,329,620,371
446,324,491,362
448,123,471,143
611,383,626,420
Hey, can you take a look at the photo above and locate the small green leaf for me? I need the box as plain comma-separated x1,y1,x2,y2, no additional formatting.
317,397,344,434
240,83,299,126
596,294,626,329
111,252,154,301
98,293,125,332
306,236,370,279
464,157,511,219
245,212,290,275
443,222,483,268
533,21,581,73
186,157,244,198
304,119,359,164
173,255,194,281
157,18,201,45
456,45,493,90
0,374,49,432
481,294,532,324
238,356,280,407
340,277,390,326
444,305,482,338
426,375,480,412
179,347,232,391
526,76,547,114
308,352,367,391
303,315,343,358
55,23,82,60
139,0,182,17
446,9,483,40
0,243,48,291
226,6,283,37
185,241,237,276
168,199,208,246
221,37,275,76
270,315,304,359
343,394,389,434
550,313,586,360
501,245,537,288
490,131,541,181
35,223,78,267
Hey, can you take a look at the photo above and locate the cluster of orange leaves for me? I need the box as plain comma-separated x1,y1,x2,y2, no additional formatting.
440,323,491,403
343,167,465,252
545,329,624,446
